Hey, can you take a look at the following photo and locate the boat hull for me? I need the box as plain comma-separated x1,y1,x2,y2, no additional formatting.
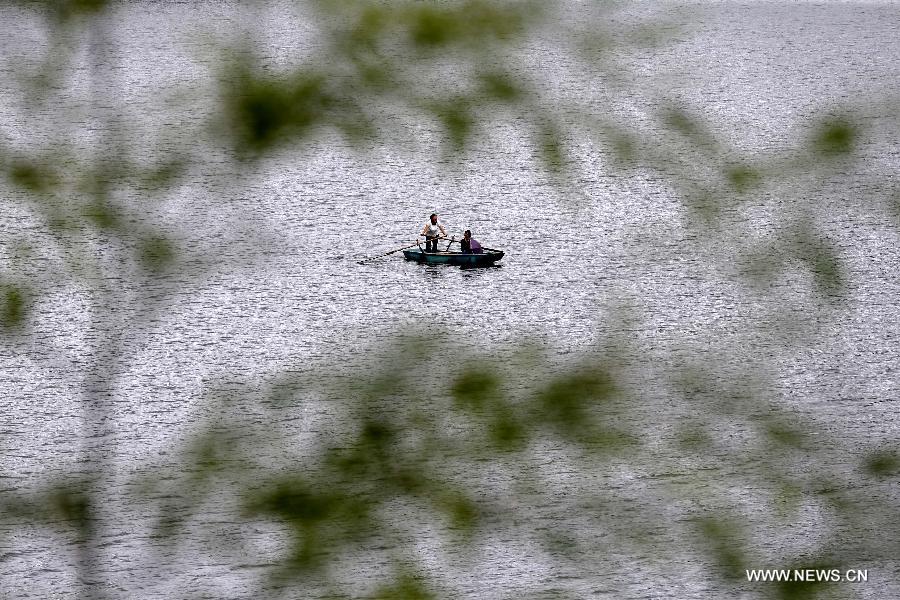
402,248,504,266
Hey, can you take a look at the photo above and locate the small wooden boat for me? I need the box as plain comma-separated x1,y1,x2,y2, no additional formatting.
402,248,504,266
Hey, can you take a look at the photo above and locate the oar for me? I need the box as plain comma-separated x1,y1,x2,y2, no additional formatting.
423,235,451,253
444,235,456,251
357,241,422,264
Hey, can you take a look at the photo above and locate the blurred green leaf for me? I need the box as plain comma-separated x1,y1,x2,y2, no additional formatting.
0,285,27,329
29,0,111,24
808,249,843,297
254,481,335,523
478,71,521,101
675,424,713,452
342,4,388,54
489,408,526,451
864,450,900,477
461,1,526,42
361,419,395,451
774,479,804,517
247,477,373,570
50,486,92,530
793,229,844,298
225,68,333,156
611,131,637,164
725,164,762,193
409,5,460,48
452,368,500,410
663,107,697,136
761,417,808,450
439,491,479,533
62,0,108,16
811,118,856,157
406,1,524,51
82,199,119,230
371,572,434,600
536,369,615,427
8,160,58,193
430,99,474,153
536,120,565,174
693,516,746,580
139,235,176,273
140,158,187,190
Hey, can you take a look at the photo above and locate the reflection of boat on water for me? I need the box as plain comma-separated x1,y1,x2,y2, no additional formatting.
402,248,504,266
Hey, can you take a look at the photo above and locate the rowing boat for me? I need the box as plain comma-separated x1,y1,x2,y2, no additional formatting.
402,248,504,266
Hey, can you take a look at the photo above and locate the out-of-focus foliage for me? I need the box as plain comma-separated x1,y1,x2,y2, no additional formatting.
217,0,566,166
0,283,28,329
1,0,899,598
105,334,897,598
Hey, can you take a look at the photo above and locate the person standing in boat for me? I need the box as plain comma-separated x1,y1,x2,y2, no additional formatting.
421,213,446,253
460,230,483,254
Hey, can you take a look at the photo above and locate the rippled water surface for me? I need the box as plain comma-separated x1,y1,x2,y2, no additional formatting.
2,1,900,598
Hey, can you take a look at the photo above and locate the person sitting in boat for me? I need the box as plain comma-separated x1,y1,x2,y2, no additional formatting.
421,213,446,253
460,230,483,254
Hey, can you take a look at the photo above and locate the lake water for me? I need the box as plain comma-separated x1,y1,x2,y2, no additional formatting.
2,1,900,598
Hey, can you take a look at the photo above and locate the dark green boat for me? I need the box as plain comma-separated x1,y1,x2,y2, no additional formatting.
402,248,504,266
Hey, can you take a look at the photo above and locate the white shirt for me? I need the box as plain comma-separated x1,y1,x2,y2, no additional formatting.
424,221,443,238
